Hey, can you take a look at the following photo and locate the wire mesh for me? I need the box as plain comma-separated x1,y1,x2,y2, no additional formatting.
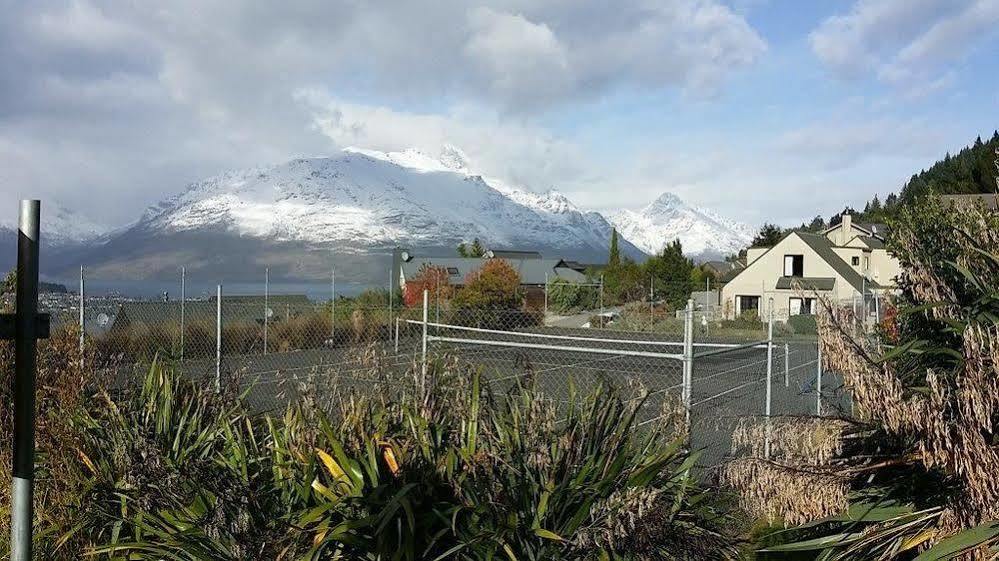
419,307,686,425
47,271,859,468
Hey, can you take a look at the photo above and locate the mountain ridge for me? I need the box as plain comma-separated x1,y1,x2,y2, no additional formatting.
23,147,755,281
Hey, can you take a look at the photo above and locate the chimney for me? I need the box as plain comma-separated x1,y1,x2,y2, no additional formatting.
840,214,852,245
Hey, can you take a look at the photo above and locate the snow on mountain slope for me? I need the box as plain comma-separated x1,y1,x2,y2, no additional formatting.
0,201,106,246
131,146,638,260
609,192,754,258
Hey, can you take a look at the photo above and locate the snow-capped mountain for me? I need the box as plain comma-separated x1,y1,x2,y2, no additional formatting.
76,146,644,281
0,200,106,247
609,192,754,259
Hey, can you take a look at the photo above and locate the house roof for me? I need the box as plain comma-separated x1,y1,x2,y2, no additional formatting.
775,277,836,291
108,296,317,330
822,220,887,240
484,249,542,259
401,257,585,285
703,260,737,274
941,193,999,211
855,235,885,249
797,232,880,292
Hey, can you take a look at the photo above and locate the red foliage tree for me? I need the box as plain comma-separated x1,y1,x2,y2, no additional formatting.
403,264,454,308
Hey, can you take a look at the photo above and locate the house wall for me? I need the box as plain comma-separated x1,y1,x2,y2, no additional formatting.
746,247,768,264
869,249,901,287
832,246,867,275
720,234,856,320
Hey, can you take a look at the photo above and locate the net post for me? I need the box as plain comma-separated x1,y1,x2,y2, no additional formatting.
816,337,823,416
765,298,774,459
395,317,400,353
784,342,789,387
215,284,222,393
421,289,429,387
682,298,694,428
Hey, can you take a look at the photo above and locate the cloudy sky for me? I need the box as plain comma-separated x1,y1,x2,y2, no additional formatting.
1,0,997,229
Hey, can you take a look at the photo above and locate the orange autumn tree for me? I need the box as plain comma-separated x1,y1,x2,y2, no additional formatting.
403,264,454,308
453,259,522,310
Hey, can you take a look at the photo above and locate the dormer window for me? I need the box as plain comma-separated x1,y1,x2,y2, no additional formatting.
783,255,803,277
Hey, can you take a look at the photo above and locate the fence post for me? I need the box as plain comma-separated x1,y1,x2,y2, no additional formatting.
784,342,789,387
765,298,774,459
543,272,548,320
816,337,823,416
9,200,40,561
78,265,85,363
421,289,429,388
330,267,336,347
180,266,185,362
682,298,694,428
705,277,711,336
599,275,604,328
263,268,269,354
215,284,222,393
388,266,393,333
394,317,400,353
649,277,654,331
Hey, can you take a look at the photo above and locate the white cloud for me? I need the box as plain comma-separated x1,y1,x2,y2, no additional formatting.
810,0,999,90
0,0,767,226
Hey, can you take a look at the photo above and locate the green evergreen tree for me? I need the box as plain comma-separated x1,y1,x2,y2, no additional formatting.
607,228,621,268
751,223,783,247
643,239,694,311
469,238,485,257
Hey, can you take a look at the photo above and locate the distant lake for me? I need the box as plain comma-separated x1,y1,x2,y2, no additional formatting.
42,277,376,301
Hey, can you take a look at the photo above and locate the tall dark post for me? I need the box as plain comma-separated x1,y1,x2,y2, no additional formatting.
10,200,40,561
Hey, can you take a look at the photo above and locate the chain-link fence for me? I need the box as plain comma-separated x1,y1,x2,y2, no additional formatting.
45,274,849,468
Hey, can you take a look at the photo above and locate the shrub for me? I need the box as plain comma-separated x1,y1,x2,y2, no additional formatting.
11,335,736,559
547,277,599,313
453,259,522,310
786,314,816,335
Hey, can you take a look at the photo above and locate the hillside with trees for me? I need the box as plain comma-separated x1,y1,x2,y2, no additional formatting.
742,131,999,250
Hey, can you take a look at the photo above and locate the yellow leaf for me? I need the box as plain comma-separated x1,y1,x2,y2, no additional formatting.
316,448,346,480
901,529,937,551
381,444,400,476
77,449,98,476
534,528,564,542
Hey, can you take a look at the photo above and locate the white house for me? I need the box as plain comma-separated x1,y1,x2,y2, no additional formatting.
720,215,900,321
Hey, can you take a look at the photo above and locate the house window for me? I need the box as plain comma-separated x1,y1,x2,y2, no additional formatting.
851,256,860,266
864,256,869,270
783,255,803,277
737,295,760,317
789,297,816,316
446,267,459,275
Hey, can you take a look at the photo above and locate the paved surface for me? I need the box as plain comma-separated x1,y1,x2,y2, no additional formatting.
102,325,849,470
